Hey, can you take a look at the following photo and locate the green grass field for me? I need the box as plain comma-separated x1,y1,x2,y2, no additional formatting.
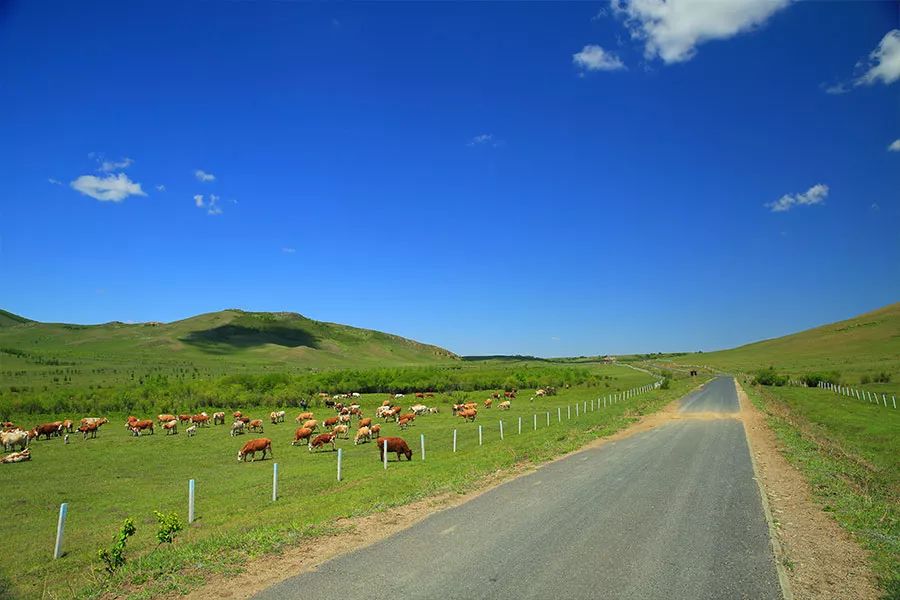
0,365,686,600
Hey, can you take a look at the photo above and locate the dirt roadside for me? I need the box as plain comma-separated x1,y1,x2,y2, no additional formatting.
736,380,880,600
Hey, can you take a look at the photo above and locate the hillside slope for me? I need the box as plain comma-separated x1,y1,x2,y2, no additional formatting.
674,302,900,380
0,309,457,375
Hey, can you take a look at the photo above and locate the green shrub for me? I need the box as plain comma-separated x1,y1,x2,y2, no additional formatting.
873,371,892,383
803,371,841,387
97,518,136,573
660,377,671,390
860,374,871,385
754,367,788,387
153,511,183,544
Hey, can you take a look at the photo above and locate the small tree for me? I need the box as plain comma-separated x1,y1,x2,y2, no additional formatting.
98,518,136,573
153,511,183,544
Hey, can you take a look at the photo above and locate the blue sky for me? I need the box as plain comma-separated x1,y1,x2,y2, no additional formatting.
1,1,898,356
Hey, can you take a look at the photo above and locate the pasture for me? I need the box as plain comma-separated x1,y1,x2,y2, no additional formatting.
0,366,691,599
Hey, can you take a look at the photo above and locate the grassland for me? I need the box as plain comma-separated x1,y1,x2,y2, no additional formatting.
0,365,689,599
670,303,900,597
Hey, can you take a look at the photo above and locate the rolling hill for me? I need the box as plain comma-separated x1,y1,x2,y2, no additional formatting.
673,302,900,382
0,309,458,381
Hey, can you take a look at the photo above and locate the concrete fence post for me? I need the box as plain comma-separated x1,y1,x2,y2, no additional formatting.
54,503,67,559
499,420,504,440
337,448,343,481
478,425,483,446
421,433,425,460
546,411,550,426
453,429,457,452
533,414,537,430
567,405,571,419
383,439,388,469
188,479,195,523
518,416,522,434
272,463,278,501
558,406,562,422
576,404,579,418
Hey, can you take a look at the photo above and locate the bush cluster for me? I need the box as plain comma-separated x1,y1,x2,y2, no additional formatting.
753,367,788,387
802,371,841,387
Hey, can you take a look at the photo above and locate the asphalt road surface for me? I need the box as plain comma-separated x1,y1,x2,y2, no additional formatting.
254,376,783,600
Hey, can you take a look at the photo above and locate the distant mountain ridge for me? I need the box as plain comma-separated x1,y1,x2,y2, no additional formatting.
0,308,458,368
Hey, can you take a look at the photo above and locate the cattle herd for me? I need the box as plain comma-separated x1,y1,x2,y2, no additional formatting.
0,390,518,466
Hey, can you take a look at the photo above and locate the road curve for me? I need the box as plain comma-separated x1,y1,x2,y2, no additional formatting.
254,376,782,600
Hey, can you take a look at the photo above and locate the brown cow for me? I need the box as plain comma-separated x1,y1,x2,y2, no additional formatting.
163,420,178,435
78,422,100,439
248,419,264,433
382,399,391,407
158,414,176,424
484,398,493,409
191,414,210,427
458,409,477,422
34,422,62,440
238,416,251,424
291,427,314,446
369,423,382,438
415,392,425,399
302,419,318,432
233,411,243,418
354,426,371,445
498,400,511,410
178,414,192,423
376,437,413,461
238,438,272,462
129,420,154,435
308,432,336,452
332,424,350,439
323,416,340,429
358,417,372,429
398,417,410,430
61,419,74,433
296,412,314,423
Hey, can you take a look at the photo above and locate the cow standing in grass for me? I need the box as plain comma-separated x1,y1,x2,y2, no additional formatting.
376,437,413,462
238,438,272,462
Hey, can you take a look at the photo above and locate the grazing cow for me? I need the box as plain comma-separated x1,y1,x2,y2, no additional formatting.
351,392,361,398
191,414,210,427
80,417,108,427
428,407,440,414
376,437,413,462
248,419,264,433
339,407,350,416
410,404,428,415
394,393,405,399
354,426,371,445
178,414,192,424
534,389,547,397
324,399,336,408
332,424,350,439
186,425,197,437
358,418,372,429
338,414,352,427
1,422,15,429
492,392,501,399
398,417,410,430
163,420,178,435
302,419,318,432
308,433,336,452
291,427,314,446
464,402,478,410
270,410,286,424
1,429,28,452
78,422,100,439
382,399,391,407
61,419,74,433
230,421,244,436
415,392,425,399
213,412,226,425
504,391,516,399
158,414,176,424
498,400,511,410
130,420,154,435
369,423,381,438
399,413,416,424
324,416,340,429
1,448,30,463
296,412,314,423
238,416,251,424
484,398,493,409
233,411,242,418
349,406,362,417
34,422,62,441
425,392,434,398
238,438,273,462
375,405,393,418
458,409,477,422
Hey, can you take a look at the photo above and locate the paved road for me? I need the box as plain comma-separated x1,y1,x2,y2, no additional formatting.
679,375,740,413
254,376,782,600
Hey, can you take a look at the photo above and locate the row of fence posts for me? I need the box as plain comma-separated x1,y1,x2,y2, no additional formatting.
52,378,663,559
818,380,896,409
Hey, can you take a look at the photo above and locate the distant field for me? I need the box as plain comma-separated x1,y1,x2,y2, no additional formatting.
0,365,685,599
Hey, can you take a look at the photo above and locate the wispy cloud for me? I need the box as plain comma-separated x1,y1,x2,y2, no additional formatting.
98,157,133,172
195,169,216,182
854,29,900,87
573,44,625,72
194,193,223,215
468,133,503,147
156,184,166,192
766,183,829,213
70,173,146,203
282,247,296,254
888,139,900,152
48,178,62,185
611,0,790,64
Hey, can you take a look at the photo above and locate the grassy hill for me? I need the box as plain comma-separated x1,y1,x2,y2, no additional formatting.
673,302,900,384
0,309,457,389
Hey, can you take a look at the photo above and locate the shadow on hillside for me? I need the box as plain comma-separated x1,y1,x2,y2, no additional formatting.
181,324,321,352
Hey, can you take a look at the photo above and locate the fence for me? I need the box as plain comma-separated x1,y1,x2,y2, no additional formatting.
50,379,664,559
818,380,896,409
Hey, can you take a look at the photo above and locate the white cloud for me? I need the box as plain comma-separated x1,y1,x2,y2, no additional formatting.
468,133,505,147
855,29,900,87
70,173,146,202
194,194,205,208
98,157,133,172
195,169,216,182
766,183,829,213
48,178,62,185
573,44,626,71
611,0,790,64
282,247,296,254
195,193,222,215
156,184,166,192
824,83,848,95
888,139,900,152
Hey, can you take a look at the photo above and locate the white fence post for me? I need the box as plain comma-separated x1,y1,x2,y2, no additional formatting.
54,503,67,559
453,429,457,452
272,463,278,501
478,425,483,446
546,411,550,426
533,414,537,430
893,396,896,409
518,416,522,434
499,420,504,440
383,439,388,469
421,433,426,460
188,479,195,523
337,448,343,481
576,403,579,418
557,406,561,422
567,405,571,419
883,394,888,407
